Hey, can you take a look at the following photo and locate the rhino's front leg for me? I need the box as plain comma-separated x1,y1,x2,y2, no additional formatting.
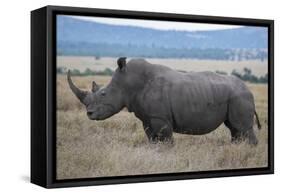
143,118,173,143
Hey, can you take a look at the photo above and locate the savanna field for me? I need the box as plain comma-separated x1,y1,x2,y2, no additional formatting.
56,57,268,179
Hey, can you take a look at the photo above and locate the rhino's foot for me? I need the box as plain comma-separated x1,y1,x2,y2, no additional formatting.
145,118,174,144
248,130,258,145
148,136,174,145
231,130,258,146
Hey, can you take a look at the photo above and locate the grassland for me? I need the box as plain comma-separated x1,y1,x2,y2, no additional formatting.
56,74,268,180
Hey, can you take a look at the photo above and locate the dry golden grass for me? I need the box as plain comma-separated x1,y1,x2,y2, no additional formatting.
56,75,268,180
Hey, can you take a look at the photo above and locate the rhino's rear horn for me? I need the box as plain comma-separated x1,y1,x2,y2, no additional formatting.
92,81,100,92
67,70,88,103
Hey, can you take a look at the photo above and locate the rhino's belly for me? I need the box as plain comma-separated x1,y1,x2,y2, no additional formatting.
169,80,230,135
172,104,228,135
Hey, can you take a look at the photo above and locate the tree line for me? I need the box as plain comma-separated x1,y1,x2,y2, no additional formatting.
58,67,268,84
57,67,114,76
57,42,268,61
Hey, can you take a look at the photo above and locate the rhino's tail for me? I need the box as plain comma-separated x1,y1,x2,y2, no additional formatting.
255,111,262,130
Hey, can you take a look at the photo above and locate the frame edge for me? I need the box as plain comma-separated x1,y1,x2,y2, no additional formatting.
31,6,48,188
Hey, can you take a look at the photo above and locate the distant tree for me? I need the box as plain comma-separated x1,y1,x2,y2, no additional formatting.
72,69,81,76
231,68,267,83
104,68,114,76
259,73,268,83
231,70,242,79
84,68,93,76
57,67,67,74
243,67,252,75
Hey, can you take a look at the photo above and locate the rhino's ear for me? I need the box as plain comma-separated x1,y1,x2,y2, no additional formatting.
92,81,100,93
117,57,126,71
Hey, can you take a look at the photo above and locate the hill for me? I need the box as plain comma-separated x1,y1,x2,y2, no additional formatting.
57,16,268,59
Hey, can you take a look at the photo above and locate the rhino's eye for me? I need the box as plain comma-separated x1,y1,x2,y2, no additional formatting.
101,90,106,96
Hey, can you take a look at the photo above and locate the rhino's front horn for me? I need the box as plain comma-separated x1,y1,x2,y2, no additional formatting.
67,70,88,104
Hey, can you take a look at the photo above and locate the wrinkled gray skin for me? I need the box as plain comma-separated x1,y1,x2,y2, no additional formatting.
68,57,261,145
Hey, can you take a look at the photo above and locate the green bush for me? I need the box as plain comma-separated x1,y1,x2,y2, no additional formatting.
231,68,267,83
215,70,227,75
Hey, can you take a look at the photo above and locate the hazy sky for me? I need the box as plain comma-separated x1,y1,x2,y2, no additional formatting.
70,16,245,31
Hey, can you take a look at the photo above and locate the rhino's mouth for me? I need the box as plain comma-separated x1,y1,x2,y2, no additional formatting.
87,104,115,120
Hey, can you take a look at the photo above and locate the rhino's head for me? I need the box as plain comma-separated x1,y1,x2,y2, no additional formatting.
67,58,128,120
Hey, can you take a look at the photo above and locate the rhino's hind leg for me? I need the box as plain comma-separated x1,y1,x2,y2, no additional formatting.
224,120,242,143
225,97,258,145
225,120,258,145
247,129,258,145
144,118,173,143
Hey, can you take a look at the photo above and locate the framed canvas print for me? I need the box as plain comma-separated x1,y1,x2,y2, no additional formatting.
31,5,274,188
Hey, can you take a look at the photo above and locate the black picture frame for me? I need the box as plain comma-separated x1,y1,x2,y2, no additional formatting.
31,5,274,188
